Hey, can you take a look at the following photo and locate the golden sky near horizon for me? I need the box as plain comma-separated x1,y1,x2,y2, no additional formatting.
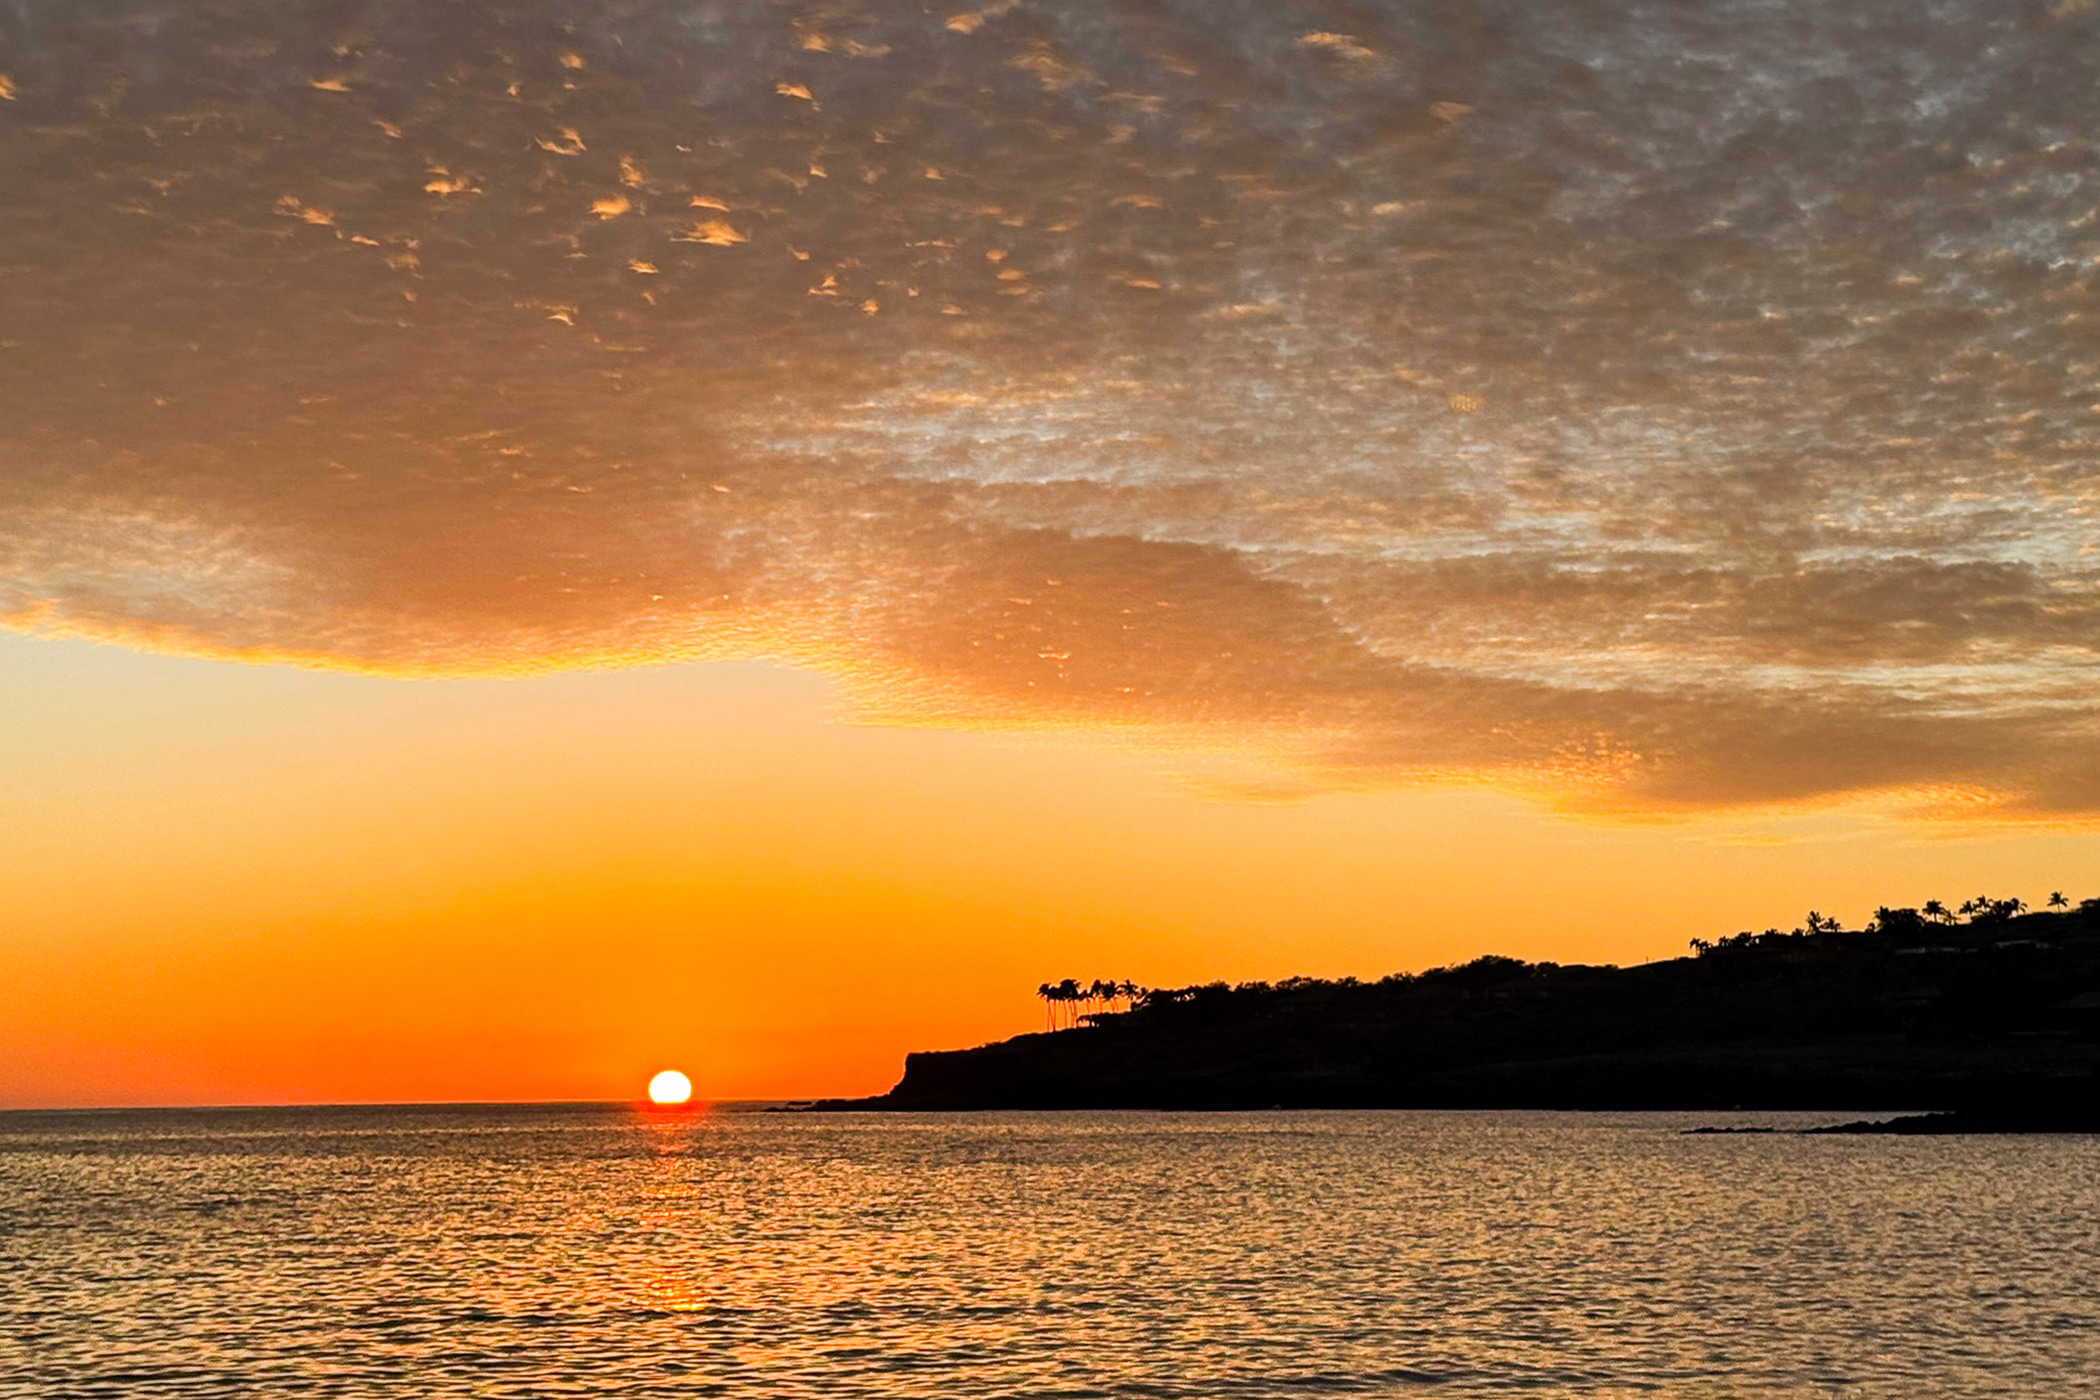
5,0,2100,1104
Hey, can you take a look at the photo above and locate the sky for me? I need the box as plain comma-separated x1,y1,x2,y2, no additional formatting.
4,0,2100,1106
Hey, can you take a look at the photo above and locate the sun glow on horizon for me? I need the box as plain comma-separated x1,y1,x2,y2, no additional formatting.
646,1070,694,1105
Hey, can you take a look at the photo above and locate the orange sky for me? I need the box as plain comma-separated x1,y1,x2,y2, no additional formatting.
6,631,2094,1108
8,2,2100,1105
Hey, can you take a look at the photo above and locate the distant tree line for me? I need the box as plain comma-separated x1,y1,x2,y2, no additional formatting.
1036,957,1557,1030
1687,891,2091,956
1032,892,2100,1031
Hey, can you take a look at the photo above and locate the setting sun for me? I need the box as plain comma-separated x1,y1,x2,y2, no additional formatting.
646,1070,693,1105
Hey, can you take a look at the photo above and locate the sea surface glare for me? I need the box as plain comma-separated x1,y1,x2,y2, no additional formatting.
2,1108,2097,1397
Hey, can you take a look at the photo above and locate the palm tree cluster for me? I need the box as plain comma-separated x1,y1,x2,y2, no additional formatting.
1688,909,1844,955
1036,978,1145,1030
1907,893,2032,928
1689,891,2091,956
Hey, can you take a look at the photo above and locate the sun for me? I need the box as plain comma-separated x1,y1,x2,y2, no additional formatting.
646,1069,693,1105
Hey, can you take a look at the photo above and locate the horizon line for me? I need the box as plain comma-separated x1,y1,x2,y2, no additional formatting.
0,1097,803,1115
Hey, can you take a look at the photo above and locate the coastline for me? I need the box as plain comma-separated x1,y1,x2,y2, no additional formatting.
804,908,2100,1125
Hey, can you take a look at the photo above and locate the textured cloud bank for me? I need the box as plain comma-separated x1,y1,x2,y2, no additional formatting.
4,0,2100,815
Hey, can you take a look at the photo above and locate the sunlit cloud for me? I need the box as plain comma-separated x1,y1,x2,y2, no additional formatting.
4,0,2100,816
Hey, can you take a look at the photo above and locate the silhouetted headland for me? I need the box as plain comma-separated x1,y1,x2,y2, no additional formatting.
813,897,2100,1124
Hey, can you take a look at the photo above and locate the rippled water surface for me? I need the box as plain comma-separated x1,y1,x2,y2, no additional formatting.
3,1108,2097,1397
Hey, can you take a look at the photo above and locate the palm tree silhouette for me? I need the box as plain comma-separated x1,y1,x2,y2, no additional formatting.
2049,890,2069,910
1035,976,1150,1027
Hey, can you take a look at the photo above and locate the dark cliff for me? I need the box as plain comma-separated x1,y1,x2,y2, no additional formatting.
832,909,2100,1111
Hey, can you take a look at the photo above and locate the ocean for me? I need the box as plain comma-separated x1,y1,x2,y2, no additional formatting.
3,1107,2095,1397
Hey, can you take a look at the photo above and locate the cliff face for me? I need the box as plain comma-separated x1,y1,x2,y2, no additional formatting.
849,915,2100,1111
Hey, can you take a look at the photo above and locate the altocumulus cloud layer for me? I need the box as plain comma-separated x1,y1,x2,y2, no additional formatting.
4,0,2100,815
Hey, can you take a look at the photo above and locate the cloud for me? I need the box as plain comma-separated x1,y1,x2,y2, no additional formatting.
3,0,2100,817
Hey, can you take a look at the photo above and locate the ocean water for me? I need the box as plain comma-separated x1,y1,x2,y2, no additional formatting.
2,1108,2096,1398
